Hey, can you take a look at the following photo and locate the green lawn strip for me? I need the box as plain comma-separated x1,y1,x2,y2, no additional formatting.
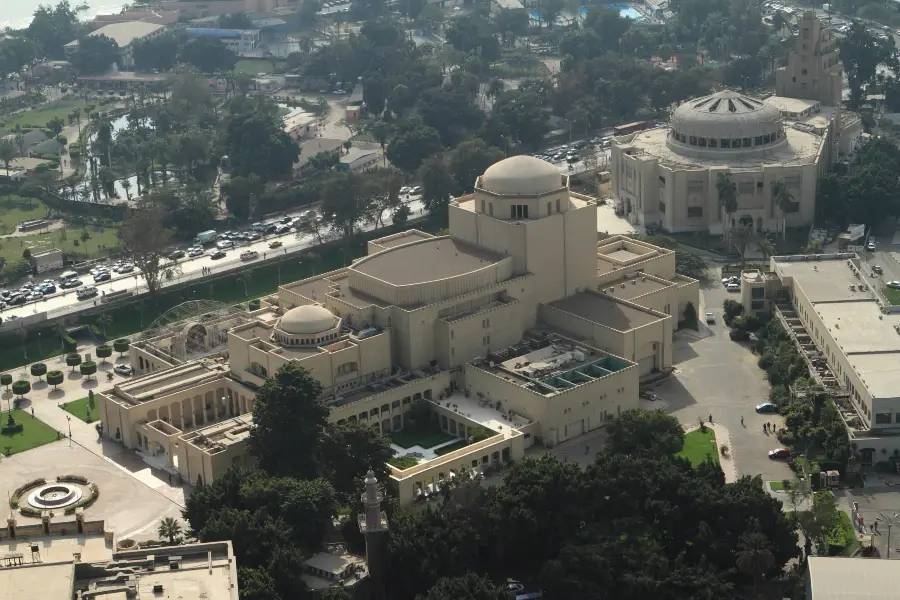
61,397,97,423
2,98,89,129
677,428,719,467
768,480,796,491
434,439,468,456
833,511,860,557
234,59,279,74
390,426,455,449
882,287,900,306
0,409,60,455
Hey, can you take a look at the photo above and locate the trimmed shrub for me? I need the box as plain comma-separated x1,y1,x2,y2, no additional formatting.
248,298,261,311
12,478,45,498
19,506,41,517
57,475,88,484
30,363,47,381
113,338,130,357
47,371,64,389
11,380,30,398
0,374,11,390
96,345,112,362
1,422,23,434
65,483,99,514
80,361,97,380
66,353,82,372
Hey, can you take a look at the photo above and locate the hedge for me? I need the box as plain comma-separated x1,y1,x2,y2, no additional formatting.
64,483,99,514
19,506,41,517
11,478,45,510
1,423,23,435
56,475,88,484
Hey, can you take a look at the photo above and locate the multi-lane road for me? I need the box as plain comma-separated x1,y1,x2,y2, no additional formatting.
0,195,427,322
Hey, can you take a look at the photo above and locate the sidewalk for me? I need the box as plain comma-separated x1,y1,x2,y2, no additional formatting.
683,422,738,483
1,341,188,508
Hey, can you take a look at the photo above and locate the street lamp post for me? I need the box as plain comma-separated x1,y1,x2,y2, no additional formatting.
66,415,72,448
877,512,900,558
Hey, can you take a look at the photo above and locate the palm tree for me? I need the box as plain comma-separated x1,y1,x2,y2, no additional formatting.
736,530,776,597
716,171,738,244
771,179,795,240
157,517,182,545
757,236,776,262
121,178,132,201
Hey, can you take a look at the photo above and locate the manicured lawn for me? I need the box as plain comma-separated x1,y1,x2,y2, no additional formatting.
677,428,719,467
61,397,97,423
882,286,900,305
434,439,468,456
0,409,60,455
234,59,279,74
2,98,89,129
769,480,796,491
390,426,456,449
835,511,860,557
0,195,48,236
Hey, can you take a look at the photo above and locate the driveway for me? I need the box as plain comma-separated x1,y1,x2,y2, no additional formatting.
649,270,795,483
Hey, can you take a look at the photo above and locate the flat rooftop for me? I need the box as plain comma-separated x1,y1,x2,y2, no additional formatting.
351,237,504,285
373,230,435,249
775,256,871,303
184,414,253,453
549,291,664,331
87,21,164,47
108,361,230,406
599,273,673,300
807,556,900,600
0,562,73,599
624,124,822,168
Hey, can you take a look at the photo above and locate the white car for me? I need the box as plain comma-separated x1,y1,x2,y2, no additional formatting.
887,281,900,290
706,312,715,324
721,275,740,285
866,240,876,251
114,364,134,376
726,283,740,292
240,250,259,262
217,240,235,250
188,247,204,257
116,263,135,273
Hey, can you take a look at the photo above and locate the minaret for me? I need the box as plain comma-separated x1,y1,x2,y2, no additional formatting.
358,470,388,600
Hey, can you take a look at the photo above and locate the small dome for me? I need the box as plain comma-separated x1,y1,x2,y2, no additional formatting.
279,305,336,335
669,90,783,145
481,155,563,196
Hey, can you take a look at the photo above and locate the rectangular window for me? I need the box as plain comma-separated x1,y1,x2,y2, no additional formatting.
732,139,741,148
720,139,730,148
708,138,717,148
687,206,702,218
875,413,892,425
752,287,764,299
742,138,752,147
754,136,763,145
698,138,708,147
659,201,666,213
756,181,764,190
785,201,800,213
689,136,697,145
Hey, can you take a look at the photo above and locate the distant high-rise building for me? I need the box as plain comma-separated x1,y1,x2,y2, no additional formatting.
359,470,388,600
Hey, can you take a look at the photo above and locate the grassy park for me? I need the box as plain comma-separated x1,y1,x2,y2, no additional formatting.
0,409,59,455
61,397,96,423
677,428,719,467
234,59,281,74
1,98,89,129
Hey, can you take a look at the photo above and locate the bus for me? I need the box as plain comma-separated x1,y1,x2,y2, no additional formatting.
613,121,650,136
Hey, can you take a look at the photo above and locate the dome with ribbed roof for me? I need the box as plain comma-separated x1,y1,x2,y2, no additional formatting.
668,90,785,154
279,305,337,335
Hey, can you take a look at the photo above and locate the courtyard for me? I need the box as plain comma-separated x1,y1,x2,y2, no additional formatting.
0,409,59,456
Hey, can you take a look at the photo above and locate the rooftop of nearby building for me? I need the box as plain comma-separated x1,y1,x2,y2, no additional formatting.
773,254,900,401
472,331,635,396
182,414,253,454
302,550,367,590
549,291,666,331
807,555,900,600
0,562,74,599
81,21,165,48
105,360,231,407
598,272,674,301
350,237,505,286
371,229,435,249
340,145,381,165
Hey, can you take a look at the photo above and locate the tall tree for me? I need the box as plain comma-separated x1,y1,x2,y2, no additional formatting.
716,171,738,240
418,155,454,220
70,34,119,74
841,22,892,110
770,179,795,239
0,139,18,178
247,363,328,478
116,198,173,294
416,574,509,600
179,37,237,73
386,124,442,173
735,530,776,597
28,1,81,59
604,408,686,457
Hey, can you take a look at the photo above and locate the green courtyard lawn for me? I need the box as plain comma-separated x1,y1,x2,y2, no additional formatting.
769,480,796,491
882,286,900,306
677,428,719,467
61,397,97,424
434,439,469,456
0,409,60,456
0,195,49,236
234,59,282,74
390,425,456,449
1,98,89,130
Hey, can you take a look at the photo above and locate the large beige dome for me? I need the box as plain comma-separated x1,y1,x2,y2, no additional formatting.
279,305,336,335
669,90,784,150
480,155,563,196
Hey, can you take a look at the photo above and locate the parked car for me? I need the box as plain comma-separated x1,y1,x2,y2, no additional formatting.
114,364,134,376
768,447,791,459
872,265,883,275
240,250,259,262
888,281,900,290
722,275,740,285
705,312,715,324
246,232,261,241
726,282,740,292
269,240,283,249
756,402,778,413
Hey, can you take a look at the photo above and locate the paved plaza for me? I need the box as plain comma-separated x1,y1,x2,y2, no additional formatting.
0,342,186,541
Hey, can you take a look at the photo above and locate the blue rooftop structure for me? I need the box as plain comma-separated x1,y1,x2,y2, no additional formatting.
185,28,247,39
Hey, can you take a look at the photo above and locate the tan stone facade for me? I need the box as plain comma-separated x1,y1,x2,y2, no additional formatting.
98,155,697,502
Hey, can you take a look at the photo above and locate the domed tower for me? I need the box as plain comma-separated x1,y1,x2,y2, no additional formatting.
358,470,388,600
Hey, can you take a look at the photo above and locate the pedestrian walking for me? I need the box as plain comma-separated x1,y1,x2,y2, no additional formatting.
585,445,589,455
740,416,744,426
875,522,880,534
31,407,34,418
708,414,713,424
563,452,568,463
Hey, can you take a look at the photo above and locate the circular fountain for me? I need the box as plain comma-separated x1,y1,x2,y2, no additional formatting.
27,483,83,510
